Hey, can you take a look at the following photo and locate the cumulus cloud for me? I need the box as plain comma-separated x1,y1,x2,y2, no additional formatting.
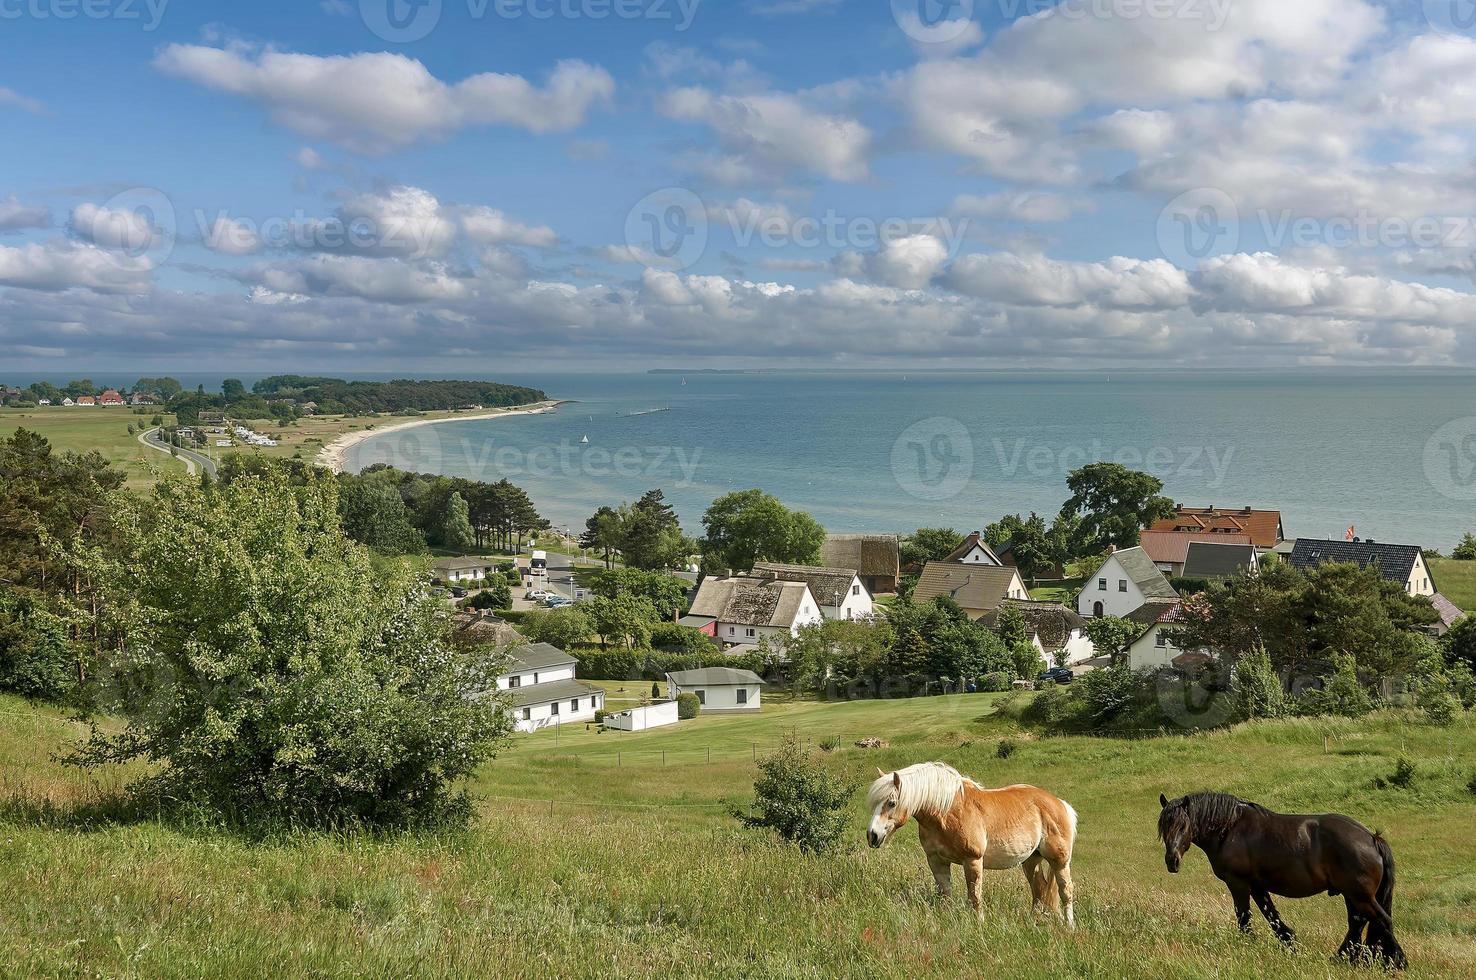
0,197,51,233
860,234,950,289
946,253,1193,310
952,192,1087,223
0,242,152,293
660,87,871,182
459,207,558,248
153,46,615,153
203,215,264,255
69,203,159,251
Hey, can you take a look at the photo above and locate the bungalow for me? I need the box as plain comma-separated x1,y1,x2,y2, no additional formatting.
665,666,764,713
450,610,524,649
497,643,604,733
60,397,75,407
1148,505,1285,549
37,398,51,406
750,561,872,620
1287,539,1436,597
432,557,491,584
1138,530,1252,576
942,531,1003,565
682,575,824,647
981,599,1094,665
911,561,1029,620
1077,546,1178,619
75,396,96,407
129,392,159,406
1181,540,1259,581
1429,593,1467,637
98,389,125,406
820,533,900,594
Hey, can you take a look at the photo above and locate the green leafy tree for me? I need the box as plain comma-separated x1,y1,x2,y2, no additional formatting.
439,491,477,552
520,606,595,649
737,734,852,853
1057,462,1176,553
1446,616,1476,672
580,505,624,569
619,490,690,571
900,527,964,569
587,593,657,649
1084,615,1139,665
337,473,424,555
700,489,825,573
1234,645,1286,720
221,378,247,400
586,567,689,620
1453,533,1476,561
984,513,1056,584
67,468,511,828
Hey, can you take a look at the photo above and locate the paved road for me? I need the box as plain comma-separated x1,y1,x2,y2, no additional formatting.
140,428,219,479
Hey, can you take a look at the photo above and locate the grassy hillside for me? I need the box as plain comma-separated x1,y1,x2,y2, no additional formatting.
1,693,1473,977
1431,557,1476,613
0,407,185,486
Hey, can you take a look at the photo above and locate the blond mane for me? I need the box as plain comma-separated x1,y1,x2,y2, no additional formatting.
867,762,980,817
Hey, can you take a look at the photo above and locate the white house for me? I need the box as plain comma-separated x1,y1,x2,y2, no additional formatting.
1077,547,1179,619
602,700,680,732
942,531,1004,565
1287,539,1436,597
911,562,1028,620
37,398,51,406
433,557,490,584
681,576,824,648
1124,602,1218,671
498,643,605,733
983,600,1096,666
665,667,764,713
61,397,74,407
750,561,872,620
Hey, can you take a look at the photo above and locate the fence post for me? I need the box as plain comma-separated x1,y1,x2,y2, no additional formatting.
617,751,621,768
662,750,666,767
706,746,710,765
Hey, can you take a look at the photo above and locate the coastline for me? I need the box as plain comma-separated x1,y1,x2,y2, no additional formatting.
317,400,566,474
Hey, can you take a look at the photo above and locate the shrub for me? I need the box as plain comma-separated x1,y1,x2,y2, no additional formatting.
1387,756,1417,789
676,692,700,720
1234,646,1285,720
1295,657,1375,719
819,736,841,752
593,710,606,725
649,622,718,654
1423,691,1460,727
737,734,852,853
651,680,661,700
996,739,1018,759
978,671,1012,693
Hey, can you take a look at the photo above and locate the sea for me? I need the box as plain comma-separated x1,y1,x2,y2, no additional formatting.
336,370,1476,551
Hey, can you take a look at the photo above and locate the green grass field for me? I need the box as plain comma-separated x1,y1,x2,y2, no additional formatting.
0,407,185,486
1431,558,1476,613
1,693,1473,977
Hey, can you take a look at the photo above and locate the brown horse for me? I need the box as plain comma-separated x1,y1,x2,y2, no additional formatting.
867,763,1078,925
1158,791,1406,969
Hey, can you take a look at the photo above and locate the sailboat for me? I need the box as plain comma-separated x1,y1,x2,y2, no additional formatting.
580,434,589,444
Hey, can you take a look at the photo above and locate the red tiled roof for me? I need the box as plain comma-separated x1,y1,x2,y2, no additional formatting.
1138,530,1251,565
1149,506,1283,548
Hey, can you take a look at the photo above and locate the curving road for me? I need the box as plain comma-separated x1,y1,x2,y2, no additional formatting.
140,428,218,479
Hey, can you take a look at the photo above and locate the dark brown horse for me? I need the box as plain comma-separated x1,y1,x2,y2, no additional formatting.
1158,792,1406,969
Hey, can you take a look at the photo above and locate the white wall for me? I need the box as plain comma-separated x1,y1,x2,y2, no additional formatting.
1409,553,1435,596
498,663,575,689
957,543,1001,565
671,682,761,713
823,577,873,621
1077,555,1149,619
442,567,486,583
603,700,680,731
1127,624,1178,671
514,690,603,733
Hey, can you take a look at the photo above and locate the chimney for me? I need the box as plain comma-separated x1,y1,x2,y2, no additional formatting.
1107,544,1117,555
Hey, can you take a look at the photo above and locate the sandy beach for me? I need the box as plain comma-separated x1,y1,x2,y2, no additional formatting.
316,401,564,474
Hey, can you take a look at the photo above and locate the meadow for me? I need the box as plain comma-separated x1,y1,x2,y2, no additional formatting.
0,407,184,487
1431,558,1476,614
1,692,1473,977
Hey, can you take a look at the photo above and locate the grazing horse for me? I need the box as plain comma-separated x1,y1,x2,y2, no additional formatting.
866,763,1078,925
1158,791,1406,969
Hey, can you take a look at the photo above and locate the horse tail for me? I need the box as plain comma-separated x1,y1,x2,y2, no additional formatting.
1373,832,1396,915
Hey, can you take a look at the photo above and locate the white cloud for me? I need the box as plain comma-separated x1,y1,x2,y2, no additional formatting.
203,215,264,255
861,234,950,289
0,197,51,232
946,252,1193,310
952,191,1086,223
69,203,159,251
0,86,44,114
661,87,871,182
0,242,152,293
252,254,468,304
154,46,615,153
459,207,558,248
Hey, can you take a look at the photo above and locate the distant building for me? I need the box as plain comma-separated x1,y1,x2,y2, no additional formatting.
665,667,764,713
129,392,159,406
499,643,604,732
981,599,1094,665
682,575,823,647
1148,505,1285,549
911,561,1028,620
1124,601,1210,671
37,398,51,406
1077,547,1178,619
1287,538,1436,597
750,561,872,620
820,533,900,595
432,557,491,584
1429,593,1467,637
450,610,525,649
1139,530,1252,576
61,397,75,407
942,531,1004,566
1181,541,1259,581
98,389,125,406
76,396,96,406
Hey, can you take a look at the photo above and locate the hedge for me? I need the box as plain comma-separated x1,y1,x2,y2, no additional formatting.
575,649,764,681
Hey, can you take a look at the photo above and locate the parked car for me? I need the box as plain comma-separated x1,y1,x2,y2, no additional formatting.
525,589,552,601
543,595,574,608
1037,666,1075,686
450,586,467,599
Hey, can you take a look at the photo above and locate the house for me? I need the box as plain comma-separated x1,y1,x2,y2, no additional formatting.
1287,539,1436,597
911,562,1029,620
1181,541,1259,581
1124,601,1211,671
1429,594,1467,637
665,666,764,713
75,396,96,406
60,397,74,407
820,533,900,594
750,561,872,620
1077,547,1178,619
603,700,680,731
981,599,1094,665
129,392,159,406
450,610,524,649
37,398,51,406
298,401,319,415
942,531,1003,565
1138,530,1252,576
498,643,604,732
432,557,491,584
681,575,824,647
98,389,125,406
1148,505,1285,549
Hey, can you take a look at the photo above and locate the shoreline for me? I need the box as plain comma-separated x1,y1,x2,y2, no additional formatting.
316,400,567,474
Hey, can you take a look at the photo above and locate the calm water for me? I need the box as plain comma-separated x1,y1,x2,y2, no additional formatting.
345,371,1476,550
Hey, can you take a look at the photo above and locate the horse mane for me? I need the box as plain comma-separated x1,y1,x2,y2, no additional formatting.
1159,791,1267,841
867,762,981,817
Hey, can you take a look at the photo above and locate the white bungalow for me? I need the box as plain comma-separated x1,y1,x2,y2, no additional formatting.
665,667,764,713
942,531,1004,565
432,557,490,584
498,643,605,733
750,561,873,620
1077,547,1179,619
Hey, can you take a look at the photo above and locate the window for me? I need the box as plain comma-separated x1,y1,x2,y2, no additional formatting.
533,672,540,684
695,690,705,705
852,584,859,596
737,688,748,705
728,626,736,635
746,628,756,638
1118,580,1128,592
570,699,579,713
1092,601,1104,618
550,701,560,716
508,675,521,688
1098,578,1107,590
1155,632,1167,648
521,707,530,721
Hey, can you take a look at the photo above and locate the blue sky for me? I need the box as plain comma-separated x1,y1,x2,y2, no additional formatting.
4,0,1476,371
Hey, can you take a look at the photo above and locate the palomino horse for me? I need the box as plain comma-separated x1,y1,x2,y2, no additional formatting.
866,763,1078,925
1158,791,1406,969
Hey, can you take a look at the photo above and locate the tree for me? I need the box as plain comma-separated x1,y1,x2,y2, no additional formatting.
520,606,594,649
337,473,424,555
1057,463,1176,554
1083,615,1139,665
984,513,1055,584
221,378,247,400
439,492,477,552
580,506,624,569
900,527,964,569
1453,533,1476,561
586,567,689,620
587,593,657,649
700,489,825,574
737,734,852,853
619,489,690,571
67,468,512,828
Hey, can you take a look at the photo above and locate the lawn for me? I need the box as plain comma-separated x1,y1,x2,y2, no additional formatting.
0,406,185,487
1431,558,1476,613
1,692,1473,977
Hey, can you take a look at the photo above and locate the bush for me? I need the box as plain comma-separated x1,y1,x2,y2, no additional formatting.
1376,756,1417,790
1423,691,1460,727
1234,646,1285,720
649,622,718,654
819,736,841,752
651,680,661,699
1294,657,1374,719
736,734,852,853
978,671,1012,693
676,692,700,720
996,739,1018,759
593,710,606,725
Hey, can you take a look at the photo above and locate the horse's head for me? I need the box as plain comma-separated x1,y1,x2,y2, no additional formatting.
866,769,910,848
1158,793,1192,873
